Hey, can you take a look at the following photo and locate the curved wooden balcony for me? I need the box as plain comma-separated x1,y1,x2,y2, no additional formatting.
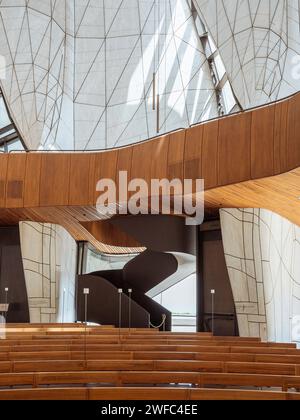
0,91,299,252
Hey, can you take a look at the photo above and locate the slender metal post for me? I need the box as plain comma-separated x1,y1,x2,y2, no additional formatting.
4,288,8,323
211,289,215,336
128,289,132,333
62,288,66,324
156,94,160,133
83,288,89,362
152,73,156,110
118,289,123,340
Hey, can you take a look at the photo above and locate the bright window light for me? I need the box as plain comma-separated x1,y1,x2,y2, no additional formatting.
222,80,236,113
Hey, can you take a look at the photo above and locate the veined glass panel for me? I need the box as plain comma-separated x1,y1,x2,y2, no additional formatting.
7,139,24,152
0,97,11,128
85,246,137,274
208,35,217,55
214,54,226,81
153,273,196,332
222,80,236,113
0,128,14,139
153,274,196,316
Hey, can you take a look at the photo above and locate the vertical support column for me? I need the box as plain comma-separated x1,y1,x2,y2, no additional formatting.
156,94,160,133
4,288,8,323
128,289,132,333
118,289,123,339
211,289,215,335
196,225,205,332
62,288,66,324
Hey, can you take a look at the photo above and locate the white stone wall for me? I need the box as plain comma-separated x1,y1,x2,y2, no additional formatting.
19,222,77,323
220,209,300,345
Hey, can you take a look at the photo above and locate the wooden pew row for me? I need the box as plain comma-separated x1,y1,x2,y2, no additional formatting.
0,337,265,346
0,338,295,349
2,327,211,335
3,341,275,352
2,330,294,346
0,371,299,392
1,350,300,365
0,334,249,341
3,323,114,327
0,359,299,375
0,344,298,355
1,333,252,341
0,387,299,400
1,329,172,336
0,333,285,345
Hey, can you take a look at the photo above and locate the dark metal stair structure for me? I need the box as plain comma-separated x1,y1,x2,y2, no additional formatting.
76,250,178,330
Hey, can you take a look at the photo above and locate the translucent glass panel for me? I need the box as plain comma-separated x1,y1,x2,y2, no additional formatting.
194,0,300,108
222,81,237,113
0,97,10,128
84,246,137,274
6,139,25,152
153,273,196,331
0,90,25,151
0,1,218,150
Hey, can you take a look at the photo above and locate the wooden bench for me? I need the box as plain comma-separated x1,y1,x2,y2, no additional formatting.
0,371,299,391
0,337,296,350
0,341,300,356
0,359,299,376
1,350,300,366
0,387,298,400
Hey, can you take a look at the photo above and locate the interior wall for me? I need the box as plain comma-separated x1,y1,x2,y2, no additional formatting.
220,208,300,345
197,225,238,336
111,215,197,254
19,222,77,323
0,226,29,323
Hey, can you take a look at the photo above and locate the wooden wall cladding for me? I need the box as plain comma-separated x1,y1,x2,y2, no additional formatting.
274,101,289,175
202,120,218,189
116,147,133,203
218,113,251,185
151,134,169,180
287,93,300,170
82,220,141,248
0,154,8,207
131,140,154,185
69,154,91,206
1,91,300,215
39,154,71,206
6,154,27,208
184,125,203,180
251,105,275,179
167,130,186,181
91,150,118,205
24,154,42,208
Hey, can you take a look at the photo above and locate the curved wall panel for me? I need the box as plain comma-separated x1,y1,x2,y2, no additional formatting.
194,0,300,109
220,208,300,344
19,222,77,323
0,1,217,150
